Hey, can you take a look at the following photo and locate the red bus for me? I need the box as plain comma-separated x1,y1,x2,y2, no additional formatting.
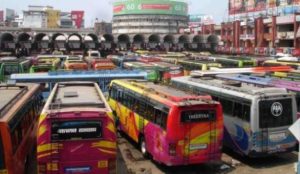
37,82,116,174
0,83,43,174
108,80,223,166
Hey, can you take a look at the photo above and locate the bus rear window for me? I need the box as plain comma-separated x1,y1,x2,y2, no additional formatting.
181,110,216,123
0,134,5,169
51,121,102,141
4,65,19,75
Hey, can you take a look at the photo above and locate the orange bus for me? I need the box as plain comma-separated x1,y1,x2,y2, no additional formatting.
0,83,43,174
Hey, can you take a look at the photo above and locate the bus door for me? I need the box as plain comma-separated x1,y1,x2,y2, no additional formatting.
181,109,217,163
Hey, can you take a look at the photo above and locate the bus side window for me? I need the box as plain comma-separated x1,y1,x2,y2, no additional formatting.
296,97,300,112
220,98,233,116
110,87,117,100
243,105,251,122
154,109,168,130
117,89,123,101
146,104,155,122
233,102,243,118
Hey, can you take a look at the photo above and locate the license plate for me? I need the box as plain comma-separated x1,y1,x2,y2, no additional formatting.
65,167,91,173
269,133,286,141
189,144,207,150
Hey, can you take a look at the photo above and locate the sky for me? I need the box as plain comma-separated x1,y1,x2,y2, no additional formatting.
0,0,228,27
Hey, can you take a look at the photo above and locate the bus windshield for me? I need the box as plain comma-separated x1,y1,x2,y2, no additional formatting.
181,110,216,123
4,65,19,75
259,99,293,128
51,120,102,141
0,134,5,169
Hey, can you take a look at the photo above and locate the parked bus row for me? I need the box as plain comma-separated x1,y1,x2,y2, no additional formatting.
1,76,299,173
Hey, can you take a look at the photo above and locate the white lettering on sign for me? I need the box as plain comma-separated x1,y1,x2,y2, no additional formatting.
189,114,210,120
58,128,77,134
78,128,97,133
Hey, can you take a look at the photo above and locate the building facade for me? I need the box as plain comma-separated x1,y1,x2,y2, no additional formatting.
112,0,188,35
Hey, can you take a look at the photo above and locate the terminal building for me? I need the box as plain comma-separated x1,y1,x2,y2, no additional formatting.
214,0,300,56
112,0,189,49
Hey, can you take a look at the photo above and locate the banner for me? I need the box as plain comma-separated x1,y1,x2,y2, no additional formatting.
71,11,84,29
113,0,188,16
229,0,300,15
0,11,3,22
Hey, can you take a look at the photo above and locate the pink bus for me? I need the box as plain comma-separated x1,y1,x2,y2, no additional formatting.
37,82,116,174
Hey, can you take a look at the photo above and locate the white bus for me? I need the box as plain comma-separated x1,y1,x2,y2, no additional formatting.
171,76,297,157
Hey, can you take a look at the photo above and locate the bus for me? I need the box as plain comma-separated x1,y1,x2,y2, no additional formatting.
123,62,160,81
37,82,116,174
263,59,300,69
0,57,31,81
150,62,184,82
0,83,43,174
217,74,300,119
110,55,138,68
137,55,161,63
30,57,61,73
93,59,116,70
64,56,88,70
272,71,300,81
108,79,223,166
177,60,222,75
208,56,257,68
172,76,297,157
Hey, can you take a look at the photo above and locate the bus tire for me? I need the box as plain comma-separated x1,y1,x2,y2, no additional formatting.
139,136,149,158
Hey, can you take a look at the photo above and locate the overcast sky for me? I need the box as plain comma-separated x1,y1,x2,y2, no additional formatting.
0,0,228,27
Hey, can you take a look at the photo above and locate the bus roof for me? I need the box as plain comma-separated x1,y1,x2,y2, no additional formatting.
112,79,215,107
171,76,289,100
0,84,39,121
48,82,108,110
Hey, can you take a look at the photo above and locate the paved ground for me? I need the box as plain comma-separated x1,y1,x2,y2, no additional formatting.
118,134,298,174
25,134,298,174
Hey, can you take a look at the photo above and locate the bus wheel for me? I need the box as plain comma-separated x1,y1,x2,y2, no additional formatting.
139,136,148,158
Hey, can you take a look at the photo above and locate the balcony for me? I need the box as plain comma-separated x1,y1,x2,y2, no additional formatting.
240,34,255,40
277,31,295,40
264,33,272,41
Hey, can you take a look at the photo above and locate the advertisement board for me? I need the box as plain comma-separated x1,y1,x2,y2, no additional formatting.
5,8,15,22
189,14,214,26
71,11,84,29
229,0,300,15
0,11,3,22
113,0,188,16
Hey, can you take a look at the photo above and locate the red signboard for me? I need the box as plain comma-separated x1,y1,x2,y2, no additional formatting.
142,4,171,10
0,11,3,22
229,0,300,15
113,5,125,13
71,11,84,29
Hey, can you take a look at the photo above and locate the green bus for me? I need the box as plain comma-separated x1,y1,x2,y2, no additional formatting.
177,59,222,75
0,57,31,81
123,62,160,81
213,56,257,68
30,57,61,73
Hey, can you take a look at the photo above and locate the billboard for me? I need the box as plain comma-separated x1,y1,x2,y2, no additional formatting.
229,0,300,15
113,0,188,16
189,14,214,26
47,10,60,28
5,8,15,22
71,11,84,29
0,11,3,22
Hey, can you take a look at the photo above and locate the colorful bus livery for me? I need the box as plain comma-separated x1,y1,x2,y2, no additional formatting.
0,83,43,174
37,82,116,174
108,80,223,166
172,76,297,157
